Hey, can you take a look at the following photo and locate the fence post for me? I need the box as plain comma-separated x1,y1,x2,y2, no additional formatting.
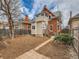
78,42,79,59
78,27,79,59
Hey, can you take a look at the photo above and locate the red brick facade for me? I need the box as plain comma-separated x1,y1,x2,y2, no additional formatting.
25,16,28,31
23,16,31,33
43,6,62,35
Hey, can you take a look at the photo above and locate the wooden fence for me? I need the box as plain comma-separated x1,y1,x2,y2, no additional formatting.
73,27,79,59
0,29,31,39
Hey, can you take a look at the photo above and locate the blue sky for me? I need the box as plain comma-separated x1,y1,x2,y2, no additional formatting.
0,0,78,28
20,0,56,19
20,0,79,28
57,0,79,27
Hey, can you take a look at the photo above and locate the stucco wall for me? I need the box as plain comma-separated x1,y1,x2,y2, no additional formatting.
31,22,37,35
31,14,49,36
35,14,49,22
71,19,79,53
71,19,79,29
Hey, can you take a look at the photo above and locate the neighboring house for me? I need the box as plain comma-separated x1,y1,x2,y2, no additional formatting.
22,16,31,34
0,22,3,29
68,13,79,53
0,21,9,29
68,14,79,37
0,17,31,35
14,16,31,34
31,6,62,36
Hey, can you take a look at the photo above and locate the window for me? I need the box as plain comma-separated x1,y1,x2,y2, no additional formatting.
32,26,35,29
50,25,52,30
57,25,60,30
49,16,51,19
41,13,44,16
45,13,48,17
49,16,53,19
36,15,39,17
28,25,31,30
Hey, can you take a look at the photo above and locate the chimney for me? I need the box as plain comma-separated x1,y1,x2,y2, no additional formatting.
44,5,47,8
25,16,28,23
70,11,72,19
25,16,28,21
24,16,28,32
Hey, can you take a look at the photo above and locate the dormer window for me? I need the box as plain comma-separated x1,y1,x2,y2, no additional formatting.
41,13,44,16
36,15,39,17
45,13,48,17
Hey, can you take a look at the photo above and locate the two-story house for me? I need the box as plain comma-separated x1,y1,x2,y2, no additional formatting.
31,6,62,37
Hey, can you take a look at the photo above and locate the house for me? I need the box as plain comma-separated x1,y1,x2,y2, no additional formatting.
22,16,31,34
48,11,62,35
31,6,62,37
11,16,31,34
68,13,79,53
68,13,79,37
0,21,3,29
0,21,9,29
0,17,31,35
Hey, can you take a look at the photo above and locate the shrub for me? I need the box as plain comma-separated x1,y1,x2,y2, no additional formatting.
55,34,74,45
61,28,69,34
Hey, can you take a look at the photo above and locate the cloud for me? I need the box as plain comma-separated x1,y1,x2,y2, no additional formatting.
21,0,34,11
21,0,56,20
57,0,79,27
20,0,79,27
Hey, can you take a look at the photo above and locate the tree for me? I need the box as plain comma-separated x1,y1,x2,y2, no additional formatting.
0,0,21,39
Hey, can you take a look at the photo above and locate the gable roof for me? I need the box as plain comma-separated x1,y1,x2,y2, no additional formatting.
35,6,56,17
42,6,55,16
72,13,79,19
32,6,61,23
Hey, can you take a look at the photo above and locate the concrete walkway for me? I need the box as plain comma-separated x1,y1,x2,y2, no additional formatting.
16,50,50,59
16,36,55,59
34,36,55,50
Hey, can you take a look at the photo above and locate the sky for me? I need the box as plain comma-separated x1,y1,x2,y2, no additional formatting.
20,0,79,27
21,0,79,28
0,0,79,28
56,0,79,27
20,0,56,19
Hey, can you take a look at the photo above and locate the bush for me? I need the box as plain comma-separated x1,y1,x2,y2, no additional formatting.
55,34,74,45
61,28,69,33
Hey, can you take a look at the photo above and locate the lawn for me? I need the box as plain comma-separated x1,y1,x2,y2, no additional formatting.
0,35,49,59
36,41,70,59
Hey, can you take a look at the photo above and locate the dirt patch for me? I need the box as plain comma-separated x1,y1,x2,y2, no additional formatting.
69,46,78,59
36,41,70,59
0,35,48,59
0,42,6,50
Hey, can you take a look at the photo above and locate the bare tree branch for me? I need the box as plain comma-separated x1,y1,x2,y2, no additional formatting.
0,0,21,38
